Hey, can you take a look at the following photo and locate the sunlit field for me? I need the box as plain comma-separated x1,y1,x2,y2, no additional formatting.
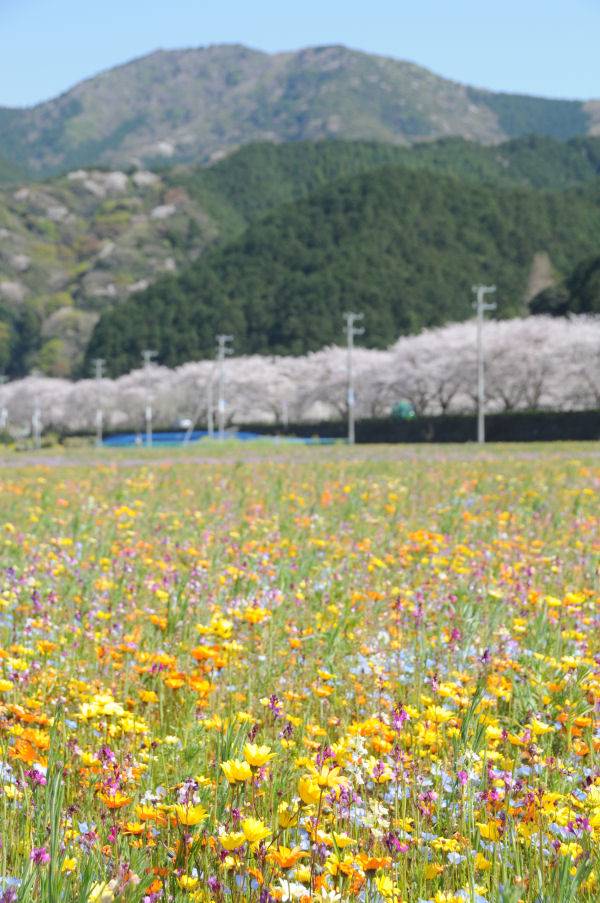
1,443,600,903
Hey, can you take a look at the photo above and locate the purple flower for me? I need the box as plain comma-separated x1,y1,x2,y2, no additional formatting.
29,846,50,865
392,703,410,731
267,694,282,718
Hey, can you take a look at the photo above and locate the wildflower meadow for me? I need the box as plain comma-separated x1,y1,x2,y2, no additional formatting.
1,443,599,903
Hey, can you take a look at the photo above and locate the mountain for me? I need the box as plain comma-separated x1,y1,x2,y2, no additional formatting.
84,164,600,375
1,44,599,180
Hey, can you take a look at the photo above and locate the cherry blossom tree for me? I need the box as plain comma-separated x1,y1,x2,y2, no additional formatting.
0,316,598,436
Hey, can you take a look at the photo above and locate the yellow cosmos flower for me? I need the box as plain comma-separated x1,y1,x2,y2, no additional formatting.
241,817,271,844
173,803,208,826
221,759,252,784
243,743,276,769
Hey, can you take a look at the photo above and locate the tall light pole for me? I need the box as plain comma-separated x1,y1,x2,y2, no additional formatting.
142,350,157,447
92,358,106,446
216,334,233,441
343,312,364,445
472,284,496,444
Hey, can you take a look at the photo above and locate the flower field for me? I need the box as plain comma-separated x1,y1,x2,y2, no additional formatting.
1,445,600,903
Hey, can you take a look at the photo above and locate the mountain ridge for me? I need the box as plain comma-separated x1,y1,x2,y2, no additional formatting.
1,44,598,180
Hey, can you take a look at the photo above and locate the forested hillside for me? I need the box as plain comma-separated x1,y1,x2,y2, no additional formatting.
3,135,600,377
174,135,600,234
85,165,600,375
531,255,600,316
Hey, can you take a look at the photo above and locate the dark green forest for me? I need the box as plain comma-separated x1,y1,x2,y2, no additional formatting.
172,135,600,237
531,255,600,316
85,163,600,375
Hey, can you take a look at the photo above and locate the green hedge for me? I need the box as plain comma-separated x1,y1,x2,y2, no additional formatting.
240,410,600,443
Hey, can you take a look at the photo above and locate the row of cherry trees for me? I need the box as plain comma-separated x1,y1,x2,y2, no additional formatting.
1,316,599,435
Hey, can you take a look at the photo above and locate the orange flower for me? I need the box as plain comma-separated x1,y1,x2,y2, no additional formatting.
267,846,308,870
97,790,133,809
355,853,391,876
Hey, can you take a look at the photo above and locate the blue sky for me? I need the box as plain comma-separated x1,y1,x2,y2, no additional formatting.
1,0,597,108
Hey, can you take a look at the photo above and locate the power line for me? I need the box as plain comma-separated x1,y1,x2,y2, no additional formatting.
472,284,497,444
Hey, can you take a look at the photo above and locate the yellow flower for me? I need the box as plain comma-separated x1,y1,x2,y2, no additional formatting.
219,831,246,850
375,874,398,898
298,776,321,806
173,803,208,826
221,758,252,784
530,717,554,735
475,852,492,871
88,881,118,903
477,821,500,841
243,743,276,769
177,875,199,891
331,831,356,849
61,857,77,873
306,763,347,790
241,817,271,845
425,705,453,724
278,801,300,828
424,863,444,879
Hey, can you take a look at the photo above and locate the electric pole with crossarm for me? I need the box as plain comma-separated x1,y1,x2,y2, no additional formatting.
92,358,106,446
216,334,233,441
472,284,496,444
141,350,157,447
343,312,364,445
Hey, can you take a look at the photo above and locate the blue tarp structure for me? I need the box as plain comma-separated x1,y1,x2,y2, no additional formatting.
102,431,339,447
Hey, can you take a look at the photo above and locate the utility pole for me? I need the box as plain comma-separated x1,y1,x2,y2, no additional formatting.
207,371,215,438
92,358,106,446
343,312,364,445
30,369,41,450
141,350,157,447
472,284,497,444
216,335,233,441
0,375,8,432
